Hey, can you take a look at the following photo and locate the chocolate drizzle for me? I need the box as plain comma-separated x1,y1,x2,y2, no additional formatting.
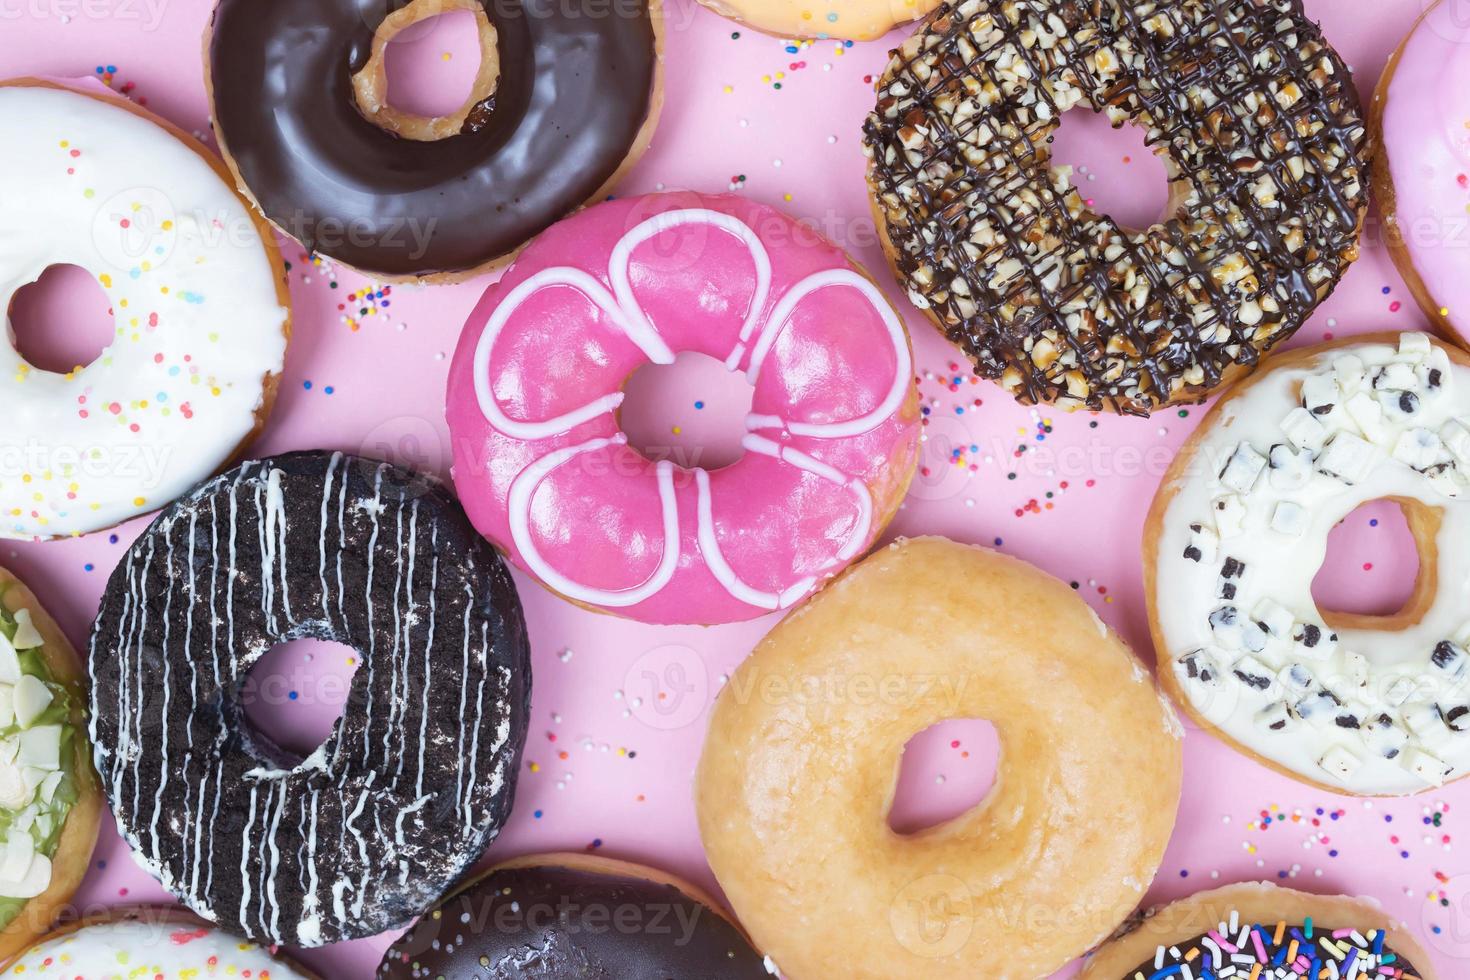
377,863,771,978
207,0,659,278
88,451,532,947
863,0,1370,415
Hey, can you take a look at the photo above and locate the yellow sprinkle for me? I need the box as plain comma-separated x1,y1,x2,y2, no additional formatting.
99,273,112,288
132,496,146,507
723,85,733,94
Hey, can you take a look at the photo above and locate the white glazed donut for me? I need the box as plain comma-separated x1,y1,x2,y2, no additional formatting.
0,79,289,539
1147,332,1470,796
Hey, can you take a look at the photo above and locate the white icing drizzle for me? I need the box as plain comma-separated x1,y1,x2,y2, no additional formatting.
475,208,911,612
0,85,287,538
88,453,529,946
1157,334,1470,794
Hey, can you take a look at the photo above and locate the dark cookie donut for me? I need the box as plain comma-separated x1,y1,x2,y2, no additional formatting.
205,0,662,280
378,855,771,978
863,0,1370,415
87,451,532,947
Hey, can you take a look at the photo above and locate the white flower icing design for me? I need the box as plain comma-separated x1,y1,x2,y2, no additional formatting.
472,208,911,611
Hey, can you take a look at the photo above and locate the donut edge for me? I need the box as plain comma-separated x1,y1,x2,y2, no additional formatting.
1142,330,1470,798
1369,0,1470,355
0,566,103,966
861,7,1373,416
692,0,941,43
200,0,668,285
1075,881,1441,980
0,77,291,543
0,905,322,976
380,851,765,973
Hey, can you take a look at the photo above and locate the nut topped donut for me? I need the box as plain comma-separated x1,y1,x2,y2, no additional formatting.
88,451,531,947
446,192,921,625
206,0,663,280
1148,333,1470,796
863,0,1370,415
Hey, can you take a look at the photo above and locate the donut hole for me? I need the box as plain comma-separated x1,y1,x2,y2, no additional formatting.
7,264,114,375
383,8,484,119
619,351,755,471
886,718,999,836
1311,498,1429,623
1048,109,1173,232
239,636,362,766
351,0,501,141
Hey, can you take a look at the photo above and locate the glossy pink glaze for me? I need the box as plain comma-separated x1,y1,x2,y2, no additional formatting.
1382,1,1470,347
446,192,921,624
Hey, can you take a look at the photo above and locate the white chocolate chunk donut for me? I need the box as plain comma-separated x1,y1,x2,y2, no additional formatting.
1148,332,1470,796
0,79,289,539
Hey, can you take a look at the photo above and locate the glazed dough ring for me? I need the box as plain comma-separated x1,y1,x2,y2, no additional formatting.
695,536,1182,980
1078,882,1438,979
1147,332,1470,796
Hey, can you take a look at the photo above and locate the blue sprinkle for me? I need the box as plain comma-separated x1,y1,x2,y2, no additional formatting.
303,381,313,390
288,691,298,701
694,400,705,410
83,563,94,572
324,386,335,395
108,534,119,544
533,809,543,819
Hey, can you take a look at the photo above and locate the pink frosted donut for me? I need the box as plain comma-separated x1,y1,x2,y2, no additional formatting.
446,193,921,625
1376,0,1470,349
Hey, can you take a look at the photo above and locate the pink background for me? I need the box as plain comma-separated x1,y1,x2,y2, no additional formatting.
2,0,1469,974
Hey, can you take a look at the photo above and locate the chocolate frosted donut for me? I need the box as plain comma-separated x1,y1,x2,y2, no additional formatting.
206,0,663,280
87,451,532,947
863,0,1370,415
378,854,771,978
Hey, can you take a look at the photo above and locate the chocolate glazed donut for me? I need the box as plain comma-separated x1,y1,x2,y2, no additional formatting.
87,451,532,947
205,0,663,280
378,854,772,978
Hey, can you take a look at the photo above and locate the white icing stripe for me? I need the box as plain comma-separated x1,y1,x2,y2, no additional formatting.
742,269,912,439
508,436,681,608
477,208,907,612
609,208,767,366
90,456,526,947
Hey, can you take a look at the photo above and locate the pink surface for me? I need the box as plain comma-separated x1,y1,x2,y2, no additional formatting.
1,0,1468,975
445,192,920,625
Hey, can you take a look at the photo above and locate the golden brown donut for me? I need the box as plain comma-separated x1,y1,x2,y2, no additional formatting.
0,567,101,963
1078,882,1439,980
694,0,940,42
695,536,1183,980
0,906,318,975
1146,332,1470,797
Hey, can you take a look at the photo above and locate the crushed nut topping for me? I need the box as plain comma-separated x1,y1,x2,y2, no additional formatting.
863,0,1370,416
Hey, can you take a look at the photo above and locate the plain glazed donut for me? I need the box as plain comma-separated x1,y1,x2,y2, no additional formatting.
0,79,289,539
378,853,771,978
1373,0,1470,351
446,192,921,625
863,0,1370,415
1147,332,1470,796
695,536,1182,980
696,0,940,43
1,906,315,976
0,567,101,964
206,0,663,281
1078,882,1439,980
88,451,532,947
